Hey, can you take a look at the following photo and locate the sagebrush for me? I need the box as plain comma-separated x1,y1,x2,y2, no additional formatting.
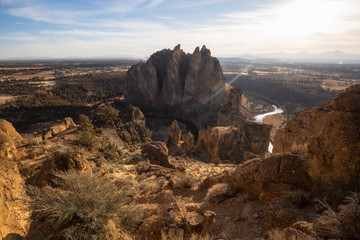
27,170,129,240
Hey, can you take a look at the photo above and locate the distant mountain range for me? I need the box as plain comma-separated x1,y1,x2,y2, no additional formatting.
237,51,360,63
3,51,360,64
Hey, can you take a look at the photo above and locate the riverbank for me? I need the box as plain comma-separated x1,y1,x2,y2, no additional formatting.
254,105,287,154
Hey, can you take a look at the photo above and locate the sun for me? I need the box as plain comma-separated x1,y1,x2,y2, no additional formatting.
267,0,344,36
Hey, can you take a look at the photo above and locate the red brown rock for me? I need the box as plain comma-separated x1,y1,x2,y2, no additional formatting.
126,45,250,127
196,121,271,163
165,120,195,156
143,141,173,168
43,117,77,140
273,84,360,194
0,119,24,159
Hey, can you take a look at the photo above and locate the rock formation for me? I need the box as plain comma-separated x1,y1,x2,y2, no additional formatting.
117,105,151,144
22,149,93,187
127,44,229,107
203,85,360,202
0,119,24,159
127,45,247,127
42,117,77,140
0,119,30,238
228,153,312,201
196,122,271,163
0,158,30,238
165,120,195,155
273,84,360,195
143,141,173,168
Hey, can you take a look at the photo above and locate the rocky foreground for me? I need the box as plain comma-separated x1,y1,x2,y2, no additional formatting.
0,84,359,239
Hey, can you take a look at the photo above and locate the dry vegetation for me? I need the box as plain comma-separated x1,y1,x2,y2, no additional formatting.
26,171,130,240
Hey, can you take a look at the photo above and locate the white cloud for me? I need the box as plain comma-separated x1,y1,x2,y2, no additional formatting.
149,0,164,7
1,0,360,58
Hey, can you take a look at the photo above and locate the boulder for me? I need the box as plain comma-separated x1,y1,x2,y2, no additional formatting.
43,117,76,140
143,141,173,168
185,211,204,228
225,153,312,202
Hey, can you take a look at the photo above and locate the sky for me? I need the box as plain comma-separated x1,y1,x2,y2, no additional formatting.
0,0,359,59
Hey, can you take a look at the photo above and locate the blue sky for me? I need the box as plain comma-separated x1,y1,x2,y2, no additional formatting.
0,0,359,59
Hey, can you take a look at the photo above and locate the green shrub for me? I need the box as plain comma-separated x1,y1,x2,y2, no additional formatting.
77,114,96,148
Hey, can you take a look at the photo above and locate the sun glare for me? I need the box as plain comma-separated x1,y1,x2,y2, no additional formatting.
265,0,345,36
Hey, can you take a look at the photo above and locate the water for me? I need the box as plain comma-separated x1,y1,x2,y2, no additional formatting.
254,105,283,154
254,105,283,123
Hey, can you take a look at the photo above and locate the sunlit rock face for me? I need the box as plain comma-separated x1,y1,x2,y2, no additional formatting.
273,84,360,195
0,119,30,237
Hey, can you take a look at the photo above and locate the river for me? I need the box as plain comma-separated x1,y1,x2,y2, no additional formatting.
254,105,284,153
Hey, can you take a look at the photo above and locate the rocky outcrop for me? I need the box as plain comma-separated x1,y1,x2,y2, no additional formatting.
143,141,173,168
127,45,248,127
165,120,181,148
127,44,229,107
0,119,23,159
42,117,77,140
273,84,360,194
0,158,30,238
22,150,92,187
219,153,312,202
203,85,360,202
165,120,195,155
196,122,271,163
117,105,150,144
0,120,30,237
217,88,251,126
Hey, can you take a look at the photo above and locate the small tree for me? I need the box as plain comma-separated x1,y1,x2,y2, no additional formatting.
78,114,95,147
78,114,94,133
97,104,120,126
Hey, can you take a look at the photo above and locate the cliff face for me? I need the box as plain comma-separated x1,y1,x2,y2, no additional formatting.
0,119,24,159
127,45,249,128
196,122,271,163
273,84,360,193
0,119,30,238
127,44,230,107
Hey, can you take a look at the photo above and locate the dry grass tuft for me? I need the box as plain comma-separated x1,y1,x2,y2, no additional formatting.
267,228,287,240
161,228,211,240
205,183,234,203
174,175,197,190
26,170,130,240
314,192,360,239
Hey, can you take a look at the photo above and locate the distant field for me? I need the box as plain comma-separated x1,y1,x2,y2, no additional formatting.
221,60,360,113
0,94,16,105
